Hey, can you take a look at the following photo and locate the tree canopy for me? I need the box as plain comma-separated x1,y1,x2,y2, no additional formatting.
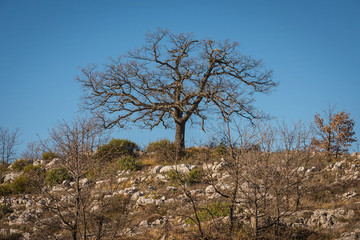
77,29,277,153
311,107,356,158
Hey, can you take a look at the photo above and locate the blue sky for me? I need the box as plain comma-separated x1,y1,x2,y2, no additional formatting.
0,0,359,154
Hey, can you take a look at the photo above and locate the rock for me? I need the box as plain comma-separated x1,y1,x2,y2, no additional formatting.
332,161,344,171
62,180,71,187
79,178,89,186
3,172,21,183
33,159,47,166
214,162,227,171
166,186,177,192
131,191,144,201
46,158,62,169
336,230,360,240
155,174,168,182
124,186,139,194
159,164,192,174
205,185,215,194
340,191,358,200
137,196,156,205
307,208,353,229
117,177,129,183
150,165,163,174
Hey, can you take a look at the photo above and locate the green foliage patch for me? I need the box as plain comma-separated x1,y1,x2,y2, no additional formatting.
45,168,72,186
11,159,31,172
146,139,176,163
42,151,58,161
97,139,139,161
117,156,142,171
185,201,230,225
167,168,203,185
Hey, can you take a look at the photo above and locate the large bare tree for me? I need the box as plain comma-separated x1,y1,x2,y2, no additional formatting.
77,29,276,153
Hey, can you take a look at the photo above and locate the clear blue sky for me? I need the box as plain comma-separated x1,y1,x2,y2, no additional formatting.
1,0,359,154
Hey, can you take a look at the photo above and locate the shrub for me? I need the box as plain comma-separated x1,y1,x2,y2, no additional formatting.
23,164,43,175
117,156,142,171
97,139,139,161
146,139,176,163
185,201,230,224
11,159,31,172
0,175,32,196
11,175,32,193
0,184,12,196
167,168,203,185
186,168,203,184
45,168,72,186
42,151,57,160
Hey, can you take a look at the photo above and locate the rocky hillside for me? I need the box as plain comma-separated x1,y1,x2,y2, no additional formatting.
0,151,360,240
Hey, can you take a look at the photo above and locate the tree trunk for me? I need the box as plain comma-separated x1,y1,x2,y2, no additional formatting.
175,121,186,158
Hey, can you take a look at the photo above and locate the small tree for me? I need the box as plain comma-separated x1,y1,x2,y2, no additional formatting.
311,107,356,158
206,120,312,239
36,117,128,240
0,127,20,163
77,29,277,156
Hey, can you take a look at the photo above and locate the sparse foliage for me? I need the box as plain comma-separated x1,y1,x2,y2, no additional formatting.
37,117,116,240
205,119,312,239
77,29,276,155
311,107,356,158
96,138,138,161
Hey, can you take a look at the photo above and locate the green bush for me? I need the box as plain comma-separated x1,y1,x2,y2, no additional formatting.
42,151,57,160
0,174,37,196
0,184,12,196
97,139,139,161
11,175,32,193
11,159,31,172
186,168,203,184
185,201,230,224
146,139,176,163
45,168,72,186
23,164,43,175
117,156,142,171
167,168,203,185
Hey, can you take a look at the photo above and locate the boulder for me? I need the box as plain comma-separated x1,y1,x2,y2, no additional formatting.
336,230,360,240
3,172,21,183
46,158,62,169
159,164,192,174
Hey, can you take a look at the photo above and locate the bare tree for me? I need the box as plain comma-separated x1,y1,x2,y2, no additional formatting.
206,120,312,239
34,117,129,240
0,126,20,163
21,141,41,161
77,29,277,155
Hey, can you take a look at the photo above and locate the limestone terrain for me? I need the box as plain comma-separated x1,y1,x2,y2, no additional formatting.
0,151,360,240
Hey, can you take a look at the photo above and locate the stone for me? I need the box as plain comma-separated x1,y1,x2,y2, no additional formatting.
46,158,62,169
150,165,163,174
205,185,215,194
159,164,192,174
117,177,129,183
79,178,89,186
336,230,360,240
166,186,177,192
131,191,144,201
3,172,21,183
